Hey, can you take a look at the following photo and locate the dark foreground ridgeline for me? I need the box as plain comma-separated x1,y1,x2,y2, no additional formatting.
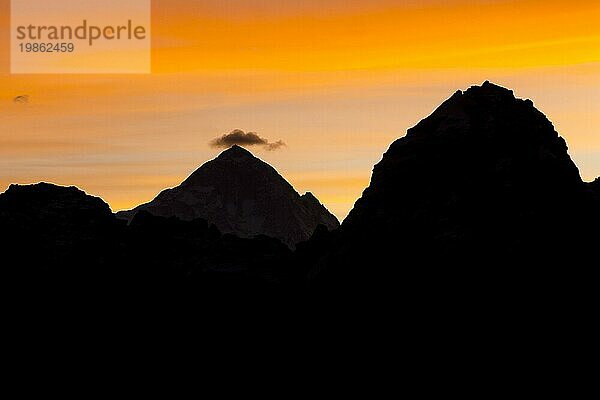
1,82,598,318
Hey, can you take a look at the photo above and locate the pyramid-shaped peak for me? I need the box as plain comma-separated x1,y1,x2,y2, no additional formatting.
217,145,256,161
117,144,339,247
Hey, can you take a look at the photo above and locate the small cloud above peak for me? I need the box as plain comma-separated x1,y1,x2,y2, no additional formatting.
210,130,286,151
13,95,29,104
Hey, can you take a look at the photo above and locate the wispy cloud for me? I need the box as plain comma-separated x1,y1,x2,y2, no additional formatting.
210,129,286,151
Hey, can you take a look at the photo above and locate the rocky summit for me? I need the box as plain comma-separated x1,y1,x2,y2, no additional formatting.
117,145,339,247
345,81,584,231
308,81,598,296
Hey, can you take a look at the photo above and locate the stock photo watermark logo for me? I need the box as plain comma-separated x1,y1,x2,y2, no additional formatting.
11,0,151,74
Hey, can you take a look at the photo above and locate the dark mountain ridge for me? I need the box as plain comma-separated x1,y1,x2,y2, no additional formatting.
117,145,339,248
346,81,584,232
307,82,598,302
1,82,598,317
0,182,114,226
0,182,299,312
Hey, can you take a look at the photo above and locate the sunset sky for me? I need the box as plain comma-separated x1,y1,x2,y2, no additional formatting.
1,0,599,220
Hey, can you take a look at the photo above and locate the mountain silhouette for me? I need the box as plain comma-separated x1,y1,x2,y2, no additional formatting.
306,82,599,305
346,81,583,230
0,183,121,285
0,183,117,256
0,182,114,227
117,145,339,248
0,182,299,314
1,82,599,323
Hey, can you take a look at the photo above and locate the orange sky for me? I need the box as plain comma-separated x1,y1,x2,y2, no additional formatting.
1,0,599,219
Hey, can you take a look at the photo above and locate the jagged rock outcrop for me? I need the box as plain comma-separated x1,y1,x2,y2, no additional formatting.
117,145,339,247
300,192,339,229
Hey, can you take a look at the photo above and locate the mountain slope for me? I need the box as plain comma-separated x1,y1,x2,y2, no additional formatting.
345,81,583,231
117,145,339,247
309,81,597,294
